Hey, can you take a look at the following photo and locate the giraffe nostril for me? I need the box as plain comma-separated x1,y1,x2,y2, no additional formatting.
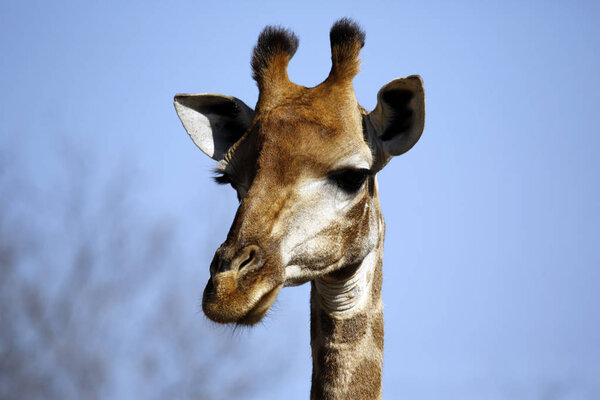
239,251,254,271
235,245,261,272
212,245,262,276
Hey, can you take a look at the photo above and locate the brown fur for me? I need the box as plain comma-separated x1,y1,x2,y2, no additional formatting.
346,359,382,400
309,235,385,400
373,311,385,352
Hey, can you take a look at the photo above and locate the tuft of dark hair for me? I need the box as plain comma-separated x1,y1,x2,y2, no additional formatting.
251,26,299,83
330,18,366,50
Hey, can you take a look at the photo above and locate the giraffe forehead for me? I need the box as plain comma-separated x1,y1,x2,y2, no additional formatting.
255,105,371,173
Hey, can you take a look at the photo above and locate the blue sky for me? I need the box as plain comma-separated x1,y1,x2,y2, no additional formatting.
2,0,600,398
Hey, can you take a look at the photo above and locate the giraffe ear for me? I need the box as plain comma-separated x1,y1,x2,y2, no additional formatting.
365,76,425,168
174,94,254,160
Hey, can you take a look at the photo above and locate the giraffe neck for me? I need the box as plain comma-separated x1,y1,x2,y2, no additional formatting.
309,240,384,400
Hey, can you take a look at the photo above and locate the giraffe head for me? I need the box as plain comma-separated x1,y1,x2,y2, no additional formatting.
175,19,425,325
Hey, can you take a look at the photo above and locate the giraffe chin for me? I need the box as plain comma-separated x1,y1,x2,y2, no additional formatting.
237,285,282,325
202,276,283,326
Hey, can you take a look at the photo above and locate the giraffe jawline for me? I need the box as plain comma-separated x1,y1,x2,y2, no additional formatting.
237,285,282,325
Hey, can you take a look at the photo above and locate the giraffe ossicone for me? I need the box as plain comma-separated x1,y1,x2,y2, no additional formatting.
174,18,424,400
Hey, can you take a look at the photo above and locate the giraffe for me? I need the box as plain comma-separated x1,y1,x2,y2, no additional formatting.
174,18,424,400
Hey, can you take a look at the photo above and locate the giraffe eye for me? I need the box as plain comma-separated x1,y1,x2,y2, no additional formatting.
329,168,370,193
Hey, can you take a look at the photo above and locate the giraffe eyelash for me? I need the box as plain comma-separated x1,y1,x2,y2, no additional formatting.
213,175,231,185
213,168,231,185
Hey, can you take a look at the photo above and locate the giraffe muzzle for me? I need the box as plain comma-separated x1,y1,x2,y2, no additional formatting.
203,244,284,325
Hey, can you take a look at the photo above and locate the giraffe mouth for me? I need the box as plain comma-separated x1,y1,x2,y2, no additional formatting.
237,284,282,325
202,271,284,326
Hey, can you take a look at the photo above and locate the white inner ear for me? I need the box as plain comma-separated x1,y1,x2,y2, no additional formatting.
174,101,217,157
174,94,254,161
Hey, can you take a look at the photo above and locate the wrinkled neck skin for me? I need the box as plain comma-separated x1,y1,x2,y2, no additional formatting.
310,231,384,400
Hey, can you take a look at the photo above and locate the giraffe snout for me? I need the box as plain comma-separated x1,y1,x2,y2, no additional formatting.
203,242,283,325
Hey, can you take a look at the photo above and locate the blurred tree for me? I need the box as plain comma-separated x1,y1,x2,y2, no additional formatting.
0,143,273,400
